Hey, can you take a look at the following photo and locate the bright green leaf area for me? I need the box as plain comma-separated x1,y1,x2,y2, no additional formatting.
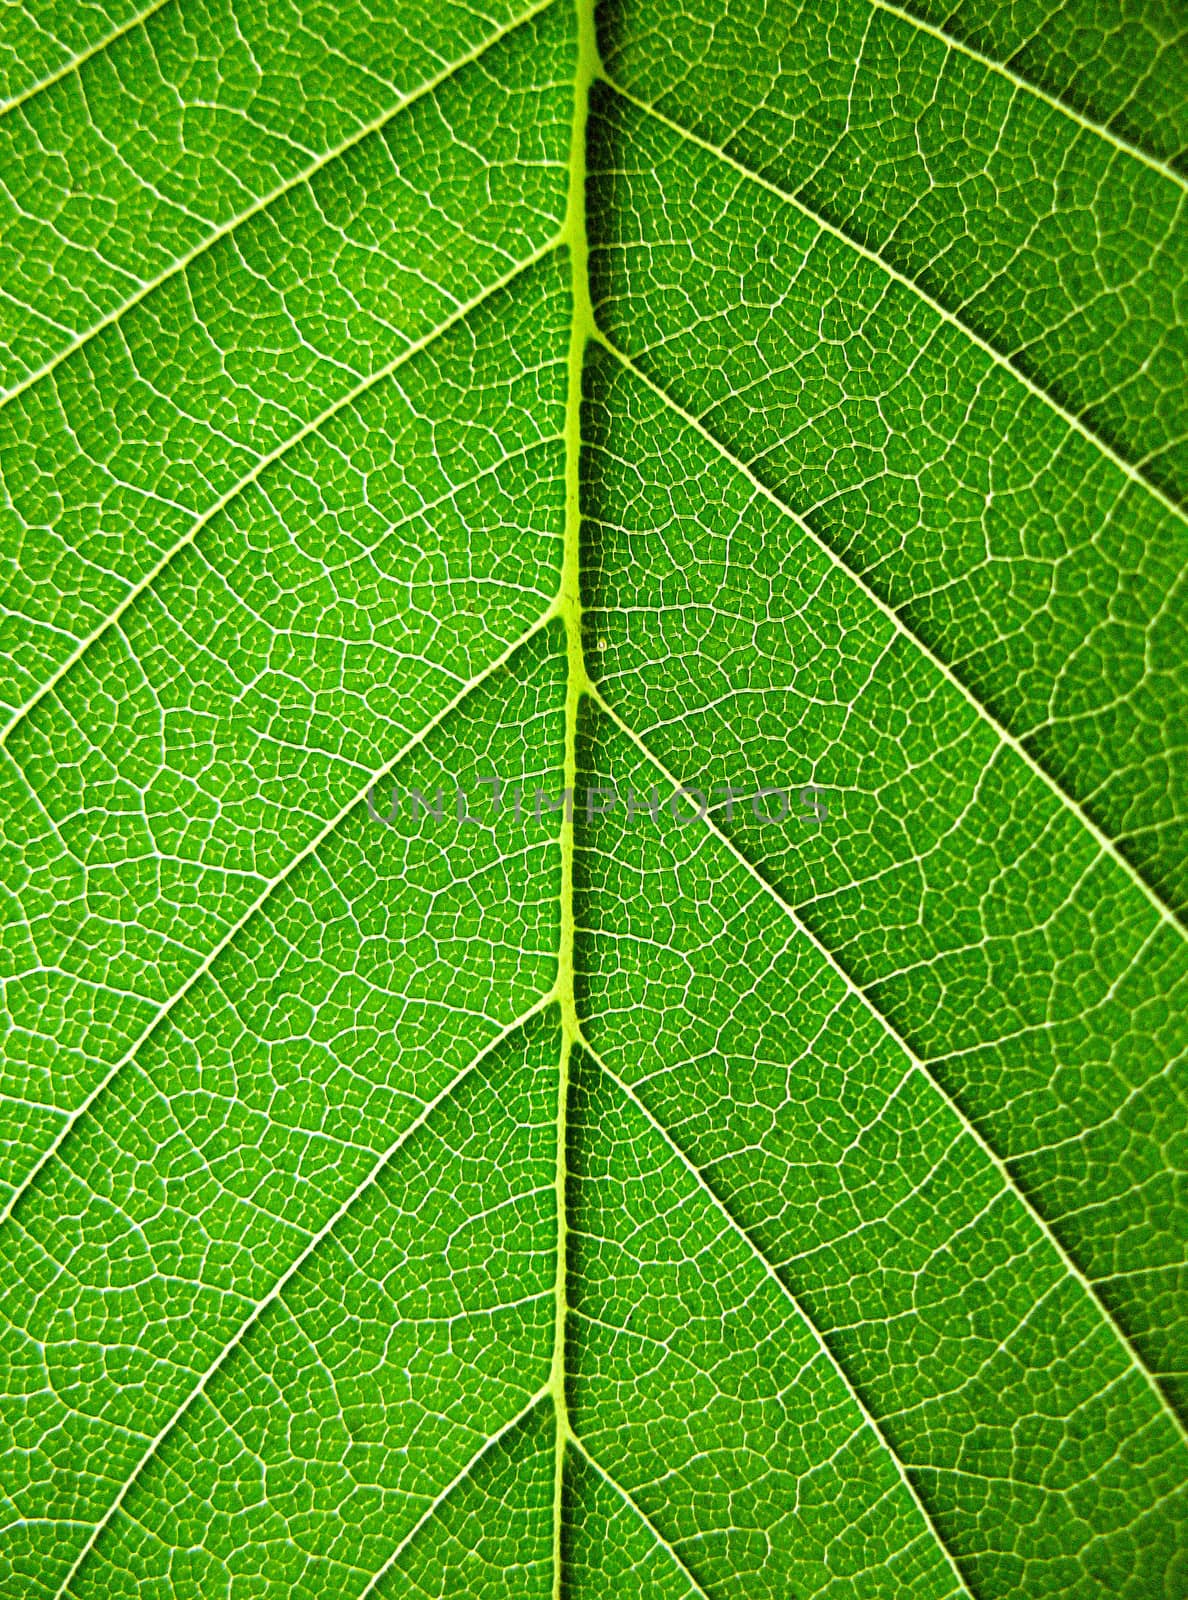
0,0,1185,1593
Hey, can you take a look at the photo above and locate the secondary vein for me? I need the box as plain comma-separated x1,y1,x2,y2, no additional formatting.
599,75,1188,534
0,0,560,413
48,1000,556,1599
590,326,1187,937
585,676,1188,1448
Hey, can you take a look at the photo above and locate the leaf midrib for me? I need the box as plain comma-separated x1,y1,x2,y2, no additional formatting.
27,0,977,1586
11,0,1183,1592
4,5,1178,933
8,17,1178,943
549,0,599,1585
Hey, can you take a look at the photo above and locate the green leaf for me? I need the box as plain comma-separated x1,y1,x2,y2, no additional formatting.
0,0,1185,1595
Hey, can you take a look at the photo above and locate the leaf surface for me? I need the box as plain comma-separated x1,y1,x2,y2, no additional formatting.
0,0,1185,1595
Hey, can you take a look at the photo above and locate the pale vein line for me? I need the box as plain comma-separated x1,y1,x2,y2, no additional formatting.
0,235,562,749
0,0,559,412
52,999,557,1599
598,77,1188,533
0,604,557,1232
0,0,173,120
565,1438,716,1600
575,1037,976,1599
551,0,599,1590
592,330,1186,936
584,680,1188,1447
869,0,1186,191
353,1390,552,1600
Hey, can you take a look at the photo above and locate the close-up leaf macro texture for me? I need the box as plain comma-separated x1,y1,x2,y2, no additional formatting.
0,0,1186,1593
